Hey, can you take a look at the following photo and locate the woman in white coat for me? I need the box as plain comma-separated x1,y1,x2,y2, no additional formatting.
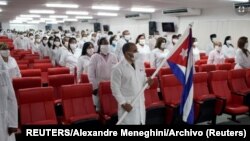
208,41,225,65
77,42,94,82
192,37,200,63
38,36,50,59
221,36,236,59
51,37,63,66
88,37,118,111
0,44,21,79
151,37,169,68
0,52,18,141
111,42,153,125
136,34,151,63
235,37,250,69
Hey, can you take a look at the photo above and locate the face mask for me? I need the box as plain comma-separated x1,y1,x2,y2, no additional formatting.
70,44,77,50
193,42,198,47
244,43,249,49
87,48,94,55
173,39,178,44
76,38,81,42
55,33,60,37
226,40,232,45
215,46,221,52
0,50,10,58
100,45,109,55
65,33,71,37
35,39,41,43
212,38,217,42
49,40,54,45
43,40,48,44
139,39,146,45
64,42,69,47
83,37,88,41
124,35,131,41
130,52,143,62
30,36,34,39
54,41,60,47
161,43,166,49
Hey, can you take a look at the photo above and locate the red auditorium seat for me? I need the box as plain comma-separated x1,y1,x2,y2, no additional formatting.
19,87,58,125
12,77,42,104
195,59,207,66
158,67,172,79
201,56,208,60
145,68,156,77
23,55,40,64
33,63,53,84
99,81,118,125
144,62,151,68
225,58,235,64
20,69,41,77
144,77,165,124
61,84,99,125
161,75,183,124
48,67,70,76
199,53,206,58
216,63,232,71
18,64,28,70
208,71,249,122
80,73,90,83
245,69,250,88
199,64,216,72
228,69,250,107
48,74,75,100
193,73,217,124
16,60,29,65
34,59,51,63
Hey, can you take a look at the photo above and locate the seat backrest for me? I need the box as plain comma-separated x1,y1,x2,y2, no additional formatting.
193,72,210,100
21,69,41,77
199,64,216,72
144,77,161,108
80,73,90,83
228,69,248,92
99,81,118,116
208,71,232,103
161,75,183,105
13,77,42,93
144,62,151,68
145,68,156,77
34,59,51,63
61,84,96,120
159,67,172,79
48,67,70,76
17,60,29,64
216,63,232,71
225,58,235,64
19,87,57,125
33,63,53,72
18,64,28,70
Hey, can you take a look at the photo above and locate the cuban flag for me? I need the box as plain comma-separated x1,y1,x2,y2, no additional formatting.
167,27,194,124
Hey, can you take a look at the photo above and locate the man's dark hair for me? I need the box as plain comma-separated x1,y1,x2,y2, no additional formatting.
122,42,135,55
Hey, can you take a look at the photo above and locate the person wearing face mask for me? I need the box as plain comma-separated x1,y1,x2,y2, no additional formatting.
51,37,62,66
30,34,41,54
221,36,236,59
88,38,118,111
136,34,151,64
0,51,18,141
109,35,118,54
192,37,200,63
13,32,30,50
116,30,131,61
90,32,98,52
208,41,225,65
206,34,217,55
0,43,21,79
77,42,95,82
38,36,50,59
111,42,153,125
152,37,169,68
235,37,250,69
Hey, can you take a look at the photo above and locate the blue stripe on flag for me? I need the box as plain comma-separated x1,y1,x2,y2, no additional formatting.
167,61,185,85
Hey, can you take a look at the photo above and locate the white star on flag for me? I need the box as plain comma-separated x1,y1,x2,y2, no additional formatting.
180,48,188,60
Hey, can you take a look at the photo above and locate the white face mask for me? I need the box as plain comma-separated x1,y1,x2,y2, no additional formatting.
131,52,143,62
244,43,249,49
83,37,88,41
30,36,34,39
226,40,232,45
0,50,10,58
173,39,178,44
87,48,94,56
64,42,69,47
43,40,48,44
54,41,60,47
35,39,40,43
139,39,146,46
124,35,131,41
49,40,54,45
215,46,221,52
161,43,166,49
70,44,77,50
65,33,71,37
100,45,109,55
212,38,217,42
76,38,81,42
193,42,198,47
55,33,60,37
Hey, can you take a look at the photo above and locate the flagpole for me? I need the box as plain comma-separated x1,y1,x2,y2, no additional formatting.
116,23,193,125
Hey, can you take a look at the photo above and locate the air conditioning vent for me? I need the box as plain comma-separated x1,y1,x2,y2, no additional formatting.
162,8,201,16
125,13,150,20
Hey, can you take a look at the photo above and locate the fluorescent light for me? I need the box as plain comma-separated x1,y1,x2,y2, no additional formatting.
97,12,118,16
29,9,55,14
16,17,33,20
46,21,58,24
131,7,155,13
0,1,7,5
50,15,68,18
46,3,79,8
10,20,23,24
20,14,41,18
27,21,40,24
66,11,89,15
40,18,56,22
232,0,249,2
64,18,78,22
92,5,120,11
75,16,93,19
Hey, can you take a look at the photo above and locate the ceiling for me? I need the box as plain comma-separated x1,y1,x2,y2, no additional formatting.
0,0,244,22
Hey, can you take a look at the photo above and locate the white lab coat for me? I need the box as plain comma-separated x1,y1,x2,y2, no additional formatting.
221,45,236,59
30,42,40,54
13,37,29,50
51,47,61,66
109,44,117,55
115,38,128,61
0,56,18,141
38,44,50,59
206,41,214,55
4,57,21,79
207,50,225,65
60,50,78,74
137,44,152,63
235,48,250,69
58,47,68,66
73,47,82,59
77,55,91,82
111,59,146,125
152,48,169,68
193,47,201,63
